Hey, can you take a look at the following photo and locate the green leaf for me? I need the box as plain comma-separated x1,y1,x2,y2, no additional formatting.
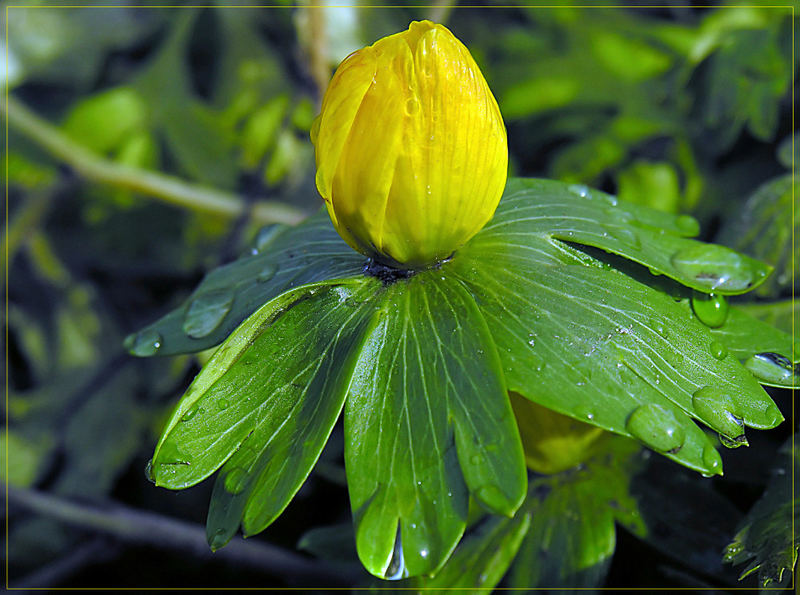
344,272,526,578
133,10,238,189
717,175,796,298
508,436,644,590
212,8,286,109
125,210,365,357
735,299,797,336
724,434,798,588
61,86,148,154
401,512,531,593
206,282,379,546
493,179,769,294
1,429,53,488
616,160,682,214
150,277,380,519
704,27,789,147
702,304,799,388
451,178,782,475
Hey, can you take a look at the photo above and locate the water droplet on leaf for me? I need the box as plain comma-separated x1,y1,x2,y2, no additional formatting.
709,340,728,360
691,386,744,440
568,184,590,198
608,226,641,248
144,459,155,484
257,263,278,283
719,433,748,449
625,403,686,453
181,407,199,422
702,442,722,474
744,352,798,386
670,245,753,292
476,485,507,511
691,292,729,328
124,328,163,356
253,224,287,252
182,289,235,339
675,214,700,237
156,440,192,466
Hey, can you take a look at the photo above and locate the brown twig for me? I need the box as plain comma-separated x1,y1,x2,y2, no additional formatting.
7,485,363,587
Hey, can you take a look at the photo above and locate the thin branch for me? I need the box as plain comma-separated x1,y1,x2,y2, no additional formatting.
4,96,308,226
7,485,363,586
2,187,52,268
12,537,119,591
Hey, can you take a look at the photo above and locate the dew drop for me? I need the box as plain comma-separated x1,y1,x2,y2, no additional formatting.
701,442,722,474
253,223,287,252
404,97,420,116
744,352,798,386
691,386,744,441
691,292,729,328
568,184,590,198
124,328,163,357
670,245,752,292
709,340,728,360
144,459,155,484
257,263,278,283
224,467,249,494
675,214,700,237
217,399,229,411
470,454,481,465
157,440,192,466
182,289,235,339
719,433,748,449
608,226,641,249
476,485,506,510
181,407,199,422
625,403,686,453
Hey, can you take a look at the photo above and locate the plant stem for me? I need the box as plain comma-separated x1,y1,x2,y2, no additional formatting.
12,537,119,590
2,187,52,268
4,96,308,226
307,4,330,104
427,0,458,24
7,485,362,585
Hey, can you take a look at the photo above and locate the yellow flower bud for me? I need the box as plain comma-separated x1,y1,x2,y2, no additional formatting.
311,20,508,268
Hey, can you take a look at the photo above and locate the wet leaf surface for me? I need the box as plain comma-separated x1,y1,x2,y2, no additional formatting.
125,211,365,356
450,179,781,476
344,272,526,578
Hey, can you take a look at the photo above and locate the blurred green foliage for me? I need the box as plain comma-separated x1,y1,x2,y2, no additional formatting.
4,1,796,591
